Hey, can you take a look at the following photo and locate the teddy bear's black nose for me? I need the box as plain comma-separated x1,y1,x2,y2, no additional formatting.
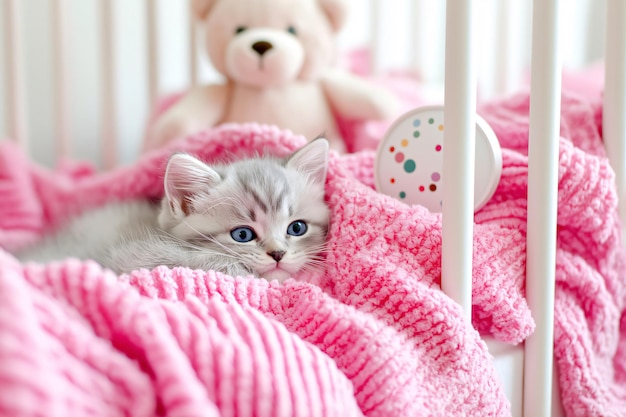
252,41,273,56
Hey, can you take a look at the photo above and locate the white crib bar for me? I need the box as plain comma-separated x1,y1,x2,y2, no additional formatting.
2,0,28,146
603,0,626,232
189,1,199,88
409,2,446,87
52,0,71,160
100,0,118,169
409,1,422,75
493,0,520,97
523,0,562,415
146,0,160,109
368,0,382,74
441,0,477,321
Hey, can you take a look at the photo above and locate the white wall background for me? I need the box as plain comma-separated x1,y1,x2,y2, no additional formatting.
0,0,607,168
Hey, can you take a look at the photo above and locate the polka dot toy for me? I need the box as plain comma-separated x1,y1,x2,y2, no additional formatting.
375,105,502,212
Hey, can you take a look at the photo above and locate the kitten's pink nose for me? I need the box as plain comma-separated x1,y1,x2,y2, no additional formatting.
268,250,285,262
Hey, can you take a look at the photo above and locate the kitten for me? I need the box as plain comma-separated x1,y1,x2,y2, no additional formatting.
17,139,330,282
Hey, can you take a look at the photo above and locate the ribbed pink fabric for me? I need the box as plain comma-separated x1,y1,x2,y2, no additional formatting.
0,87,624,416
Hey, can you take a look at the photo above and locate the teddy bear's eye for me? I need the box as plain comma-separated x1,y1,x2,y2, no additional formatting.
235,26,247,35
287,26,297,36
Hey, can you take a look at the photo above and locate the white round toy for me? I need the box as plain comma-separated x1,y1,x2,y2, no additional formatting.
374,105,502,212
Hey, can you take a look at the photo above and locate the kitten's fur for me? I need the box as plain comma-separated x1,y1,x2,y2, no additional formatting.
17,139,330,282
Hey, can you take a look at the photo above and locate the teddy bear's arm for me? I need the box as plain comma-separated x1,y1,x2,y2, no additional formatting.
321,69,399,121
145,84,231,151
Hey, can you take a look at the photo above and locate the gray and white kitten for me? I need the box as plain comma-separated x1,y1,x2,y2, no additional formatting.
17,139,330,282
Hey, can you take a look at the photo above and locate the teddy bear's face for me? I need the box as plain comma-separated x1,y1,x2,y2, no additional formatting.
224,27,305,88
203,0,340,88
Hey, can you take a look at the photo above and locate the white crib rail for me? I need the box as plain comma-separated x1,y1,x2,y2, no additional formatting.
524,0,562,415
51,0,71,160
100,0,118,169
441,1,562,415
2,0,27,146
146,0,160,112
441,0,477,321
493,0,524,98
188,6,200,88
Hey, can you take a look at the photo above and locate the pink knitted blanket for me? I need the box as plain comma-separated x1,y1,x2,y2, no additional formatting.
1,90,625,416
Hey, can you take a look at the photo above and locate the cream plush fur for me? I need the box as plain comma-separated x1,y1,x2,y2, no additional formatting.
145,0,399,153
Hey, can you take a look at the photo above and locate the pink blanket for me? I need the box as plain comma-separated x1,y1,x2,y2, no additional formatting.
1,89,625,416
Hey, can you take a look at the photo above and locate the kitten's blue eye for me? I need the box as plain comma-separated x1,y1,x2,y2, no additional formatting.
287,220,307,236
287,26,297,36
231,227,256,242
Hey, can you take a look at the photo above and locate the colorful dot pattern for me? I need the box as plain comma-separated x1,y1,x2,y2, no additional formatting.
378,107,501,213
385,115,444,199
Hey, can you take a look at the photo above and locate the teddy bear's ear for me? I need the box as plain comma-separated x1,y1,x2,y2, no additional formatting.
191,0,217,20
319,0,349,32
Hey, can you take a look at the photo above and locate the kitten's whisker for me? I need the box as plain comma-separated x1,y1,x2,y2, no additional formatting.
302,247,329,256
294,247,328,261
158,229,242,261
300,262,326,274
301,258,326,267
157,229,209,250
180,220,242,259
202,235,241,258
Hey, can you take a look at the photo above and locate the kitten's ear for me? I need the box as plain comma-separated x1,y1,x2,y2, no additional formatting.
164,153,221,216
286,138,329,185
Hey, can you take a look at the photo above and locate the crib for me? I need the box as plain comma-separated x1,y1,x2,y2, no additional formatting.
1,1,625,416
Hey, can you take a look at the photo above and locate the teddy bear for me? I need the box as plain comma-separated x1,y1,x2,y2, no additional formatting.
144,0,399,153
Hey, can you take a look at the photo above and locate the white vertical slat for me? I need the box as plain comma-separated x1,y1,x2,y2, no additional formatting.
51,0,71,160
3,0,28,146
409,0,421,74
410,0,439,82
146,0,159,109
441,0,477,321
189,0,199,87
603,0,626,233
494,0,518,96
369,0,381,74
100,0,118,169
523,0,561,415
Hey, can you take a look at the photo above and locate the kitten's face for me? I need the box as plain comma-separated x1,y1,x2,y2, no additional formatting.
158,139,330,281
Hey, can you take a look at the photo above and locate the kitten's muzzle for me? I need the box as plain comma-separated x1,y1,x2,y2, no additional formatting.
268,250,285,262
